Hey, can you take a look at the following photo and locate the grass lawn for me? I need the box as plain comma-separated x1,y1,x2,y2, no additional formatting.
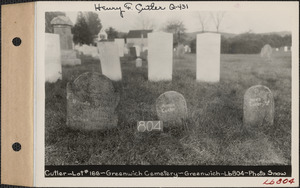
45,51,291,166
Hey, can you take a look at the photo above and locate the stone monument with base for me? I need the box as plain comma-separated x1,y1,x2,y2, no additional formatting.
51,16,81,66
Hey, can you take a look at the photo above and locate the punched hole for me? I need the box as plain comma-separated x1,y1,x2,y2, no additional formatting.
12,37,22,46
12,142,21,152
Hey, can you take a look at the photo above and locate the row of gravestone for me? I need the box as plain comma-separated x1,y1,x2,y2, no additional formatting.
99,32,221,82
66,72,274,131
45,32,221,83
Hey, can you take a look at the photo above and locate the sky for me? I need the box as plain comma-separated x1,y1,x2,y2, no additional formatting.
66,10,293,34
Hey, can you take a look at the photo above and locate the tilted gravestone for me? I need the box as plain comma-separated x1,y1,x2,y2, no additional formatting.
156,91,187,123
45,33,62,83
243,85,274,130
67,72,120,131
148,32,173,81
260,44,272,60
196,33,221,82
97,41,122,81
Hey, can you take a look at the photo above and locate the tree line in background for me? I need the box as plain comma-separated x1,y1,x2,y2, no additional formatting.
190,33,292,54
46,11,292,54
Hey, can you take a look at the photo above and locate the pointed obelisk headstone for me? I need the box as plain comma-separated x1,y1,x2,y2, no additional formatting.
156,91,187,123
45,33,62,83
196,33,221,82
97,41,122,81
243,85,274,130
148,32,173,81
67,72,120,130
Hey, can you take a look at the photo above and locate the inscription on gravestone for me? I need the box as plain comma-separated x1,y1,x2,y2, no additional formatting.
243,85,274,130
67,72,120,130
156,91,187,123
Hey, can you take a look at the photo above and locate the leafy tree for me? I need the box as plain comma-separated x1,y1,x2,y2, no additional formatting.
45,12,66,33
164,19,187,46
84,12,102,37
72,12,102,45
72,12,92,45
105,27,119,40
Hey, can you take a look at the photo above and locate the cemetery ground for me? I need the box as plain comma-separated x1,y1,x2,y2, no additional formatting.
45,51,291,166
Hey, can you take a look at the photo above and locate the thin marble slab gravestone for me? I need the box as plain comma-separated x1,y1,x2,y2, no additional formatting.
97,41,122,81
260,44,272,60
156,91,187,123
243,85,274,130
45,33,62,83
196,33,221,82
148,32,173,81
115,38,125,57
67,72,120,130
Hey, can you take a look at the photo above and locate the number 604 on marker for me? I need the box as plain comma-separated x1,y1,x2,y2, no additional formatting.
137,121,163,132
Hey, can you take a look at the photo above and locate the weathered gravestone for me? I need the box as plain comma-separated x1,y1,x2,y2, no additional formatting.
51,16,81,66
196,33,221,82
114,38,125,57
67,72,120,130
156,91,187,123
284,46,288,52
45,33,62,83
136,58,142,67
243,85,274,130
176,44,185,58
148,32,173,81
97,41,122,81
260,44,272,60
129,47,137,58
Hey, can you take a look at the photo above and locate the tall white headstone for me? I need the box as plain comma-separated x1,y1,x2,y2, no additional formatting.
284,46,288,52
97,41,122,81
148,32,173,81
134,45,141,57
45,33,62,83
196,33,221,82
115,38,125,57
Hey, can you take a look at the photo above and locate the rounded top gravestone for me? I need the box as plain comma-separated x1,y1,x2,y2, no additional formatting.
243,85,274,130
156,91,188,123
260,44,272,60
67,72,120,131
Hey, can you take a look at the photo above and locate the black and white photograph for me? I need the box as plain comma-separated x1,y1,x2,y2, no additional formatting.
36,1,298,187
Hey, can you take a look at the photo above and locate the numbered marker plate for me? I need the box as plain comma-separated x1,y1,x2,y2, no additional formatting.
137,121,163,132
